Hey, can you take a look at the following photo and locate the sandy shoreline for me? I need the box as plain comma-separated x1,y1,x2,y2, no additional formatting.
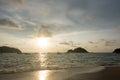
0,67,120,80
65,66,120,80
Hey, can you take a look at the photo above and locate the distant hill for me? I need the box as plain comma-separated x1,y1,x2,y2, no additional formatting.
67,47,88,53
0,46,22,54
113,48,120,53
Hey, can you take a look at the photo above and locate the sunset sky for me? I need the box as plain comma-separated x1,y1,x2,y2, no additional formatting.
0,0,120,52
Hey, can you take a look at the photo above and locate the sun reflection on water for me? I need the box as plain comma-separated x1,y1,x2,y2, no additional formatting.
38,70,49,80
37,53,49,80
39,53,48,68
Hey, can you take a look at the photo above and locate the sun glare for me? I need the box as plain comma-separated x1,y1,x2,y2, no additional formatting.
36,37,49,48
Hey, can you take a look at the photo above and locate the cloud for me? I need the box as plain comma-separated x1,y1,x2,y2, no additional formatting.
115,26,120,32
65,0,120,30
10,0,25,4
88,39,119,47
59,41,81,47
97,39,118,46
0,19,21,30
59,41,71,46
88,41,95,44
0,0,25,4
67,0,120,20
0,32,29,51
1,0,119,34
32,25,53,38
0,0,120,39
31,23,79,38
104,40,117,46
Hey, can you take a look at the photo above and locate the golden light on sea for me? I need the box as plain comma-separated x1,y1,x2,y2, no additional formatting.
38,70,48,80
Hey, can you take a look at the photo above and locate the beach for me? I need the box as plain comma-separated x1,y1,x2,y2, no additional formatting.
0,0,120,79
0,67,120,80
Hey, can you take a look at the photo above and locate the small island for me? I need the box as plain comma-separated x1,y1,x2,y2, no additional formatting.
113,48,120,53
67,47,88,53
0,46,22,54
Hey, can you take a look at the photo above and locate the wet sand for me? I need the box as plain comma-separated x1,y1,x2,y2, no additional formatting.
0,67,120,80
66,67,120,80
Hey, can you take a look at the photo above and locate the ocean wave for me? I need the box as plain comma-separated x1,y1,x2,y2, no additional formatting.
0,64,105,74
0,53,120,74
1,62,120,74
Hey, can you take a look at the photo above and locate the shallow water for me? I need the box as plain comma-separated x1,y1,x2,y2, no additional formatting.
0,53,120,73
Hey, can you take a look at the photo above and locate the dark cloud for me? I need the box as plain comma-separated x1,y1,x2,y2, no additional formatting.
0,19,21,29
66,0,120,29
88,0,120,20
59,41,81,47
104,40,117,46
67,0,120,20
98,39,118,46
88,41,95,44
59,41,71,46
88,39,119,47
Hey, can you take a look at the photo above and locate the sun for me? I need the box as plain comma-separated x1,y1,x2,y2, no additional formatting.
36,37,49,48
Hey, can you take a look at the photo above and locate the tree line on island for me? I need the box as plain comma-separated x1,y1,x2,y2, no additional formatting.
0,46,120,54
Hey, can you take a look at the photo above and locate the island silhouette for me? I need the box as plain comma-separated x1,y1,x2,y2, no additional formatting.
67,47,88,53
0,46,120,53
113,48,120,53
0,46,22,54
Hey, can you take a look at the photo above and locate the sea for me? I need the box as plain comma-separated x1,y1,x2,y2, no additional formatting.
0,52,120,74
